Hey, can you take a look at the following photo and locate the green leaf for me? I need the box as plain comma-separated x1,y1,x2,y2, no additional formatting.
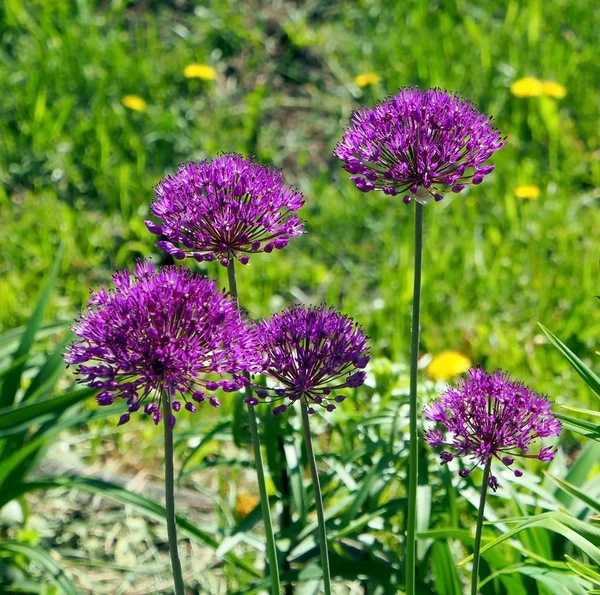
431,540,463,595
0,541,77,594
457,512,600,568
565,554,600,584
0,388,93,434
539,323,600,399
0,244,64,409
545,472,600,513
556,413,600,442
22,336,70,402
4,476,260,578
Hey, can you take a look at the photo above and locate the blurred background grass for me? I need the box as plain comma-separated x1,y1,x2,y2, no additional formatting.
1,0,599,401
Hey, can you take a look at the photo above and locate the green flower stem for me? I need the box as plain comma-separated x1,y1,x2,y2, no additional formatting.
161,394,186,595
406,202,424,595
300,399,332,595
471,460,492,595
227,261,281,595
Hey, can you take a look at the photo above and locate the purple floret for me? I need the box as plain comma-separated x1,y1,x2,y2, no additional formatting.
423,367,561,490
253,305,370,414
148,154,305,266
334,87,505,204
64,260,261,425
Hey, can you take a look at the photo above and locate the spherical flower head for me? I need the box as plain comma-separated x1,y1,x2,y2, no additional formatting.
423,367,561,490
334,87,505,204
64,261,261,426
148,154,305,266
253,305,370,414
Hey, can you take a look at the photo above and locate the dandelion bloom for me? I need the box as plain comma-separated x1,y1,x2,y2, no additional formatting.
541,81,567,99
64,261,260,427
510,77,543,98
334,88,505,204
148,154,304,267
427,351,471,382
514,185,541,200
183,63,217,81
122,95,147,112
235,493,259,518
251,305,370,415
354,73,381,88
424,367,561,490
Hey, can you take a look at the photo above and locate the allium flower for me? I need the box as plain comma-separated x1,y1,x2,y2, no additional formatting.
334,87,505,204
64,261,260,427
251,305,370,415
147,154,304,267
424,367,561,490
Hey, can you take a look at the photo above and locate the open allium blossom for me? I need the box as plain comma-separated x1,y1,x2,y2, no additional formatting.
424,367,561,491
64,261,261,427
249,305,370,415
147,154,305,267
334,87,506,204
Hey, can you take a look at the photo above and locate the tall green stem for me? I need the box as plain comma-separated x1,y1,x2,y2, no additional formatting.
162,394,186,595
300,399,332,595
406,202,424,595
471,460,492,595
227,261,281,595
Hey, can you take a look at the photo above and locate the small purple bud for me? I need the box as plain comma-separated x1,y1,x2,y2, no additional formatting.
513,469,523,477
168,414,176,429
440,451,453,464
274,237,289,250
264,241,275,253
244,397,259,406
192,391,205,402
209,397,221,408
118,413,130,426
239,255,250,265
434,193,444,202
452,184,466,193
97,392,114,406
144,402,157,415
459,469,470,478
128,401,141,413
205,381,219,391
307,407,316,415
153,412,162,425
334,395,346,403
403,195,412,204
251,241,261,251
410,185,419,194
501,457,514,466
172,401,181,411
322,387,331,395
219,258,230,267
488,475,499,491
314,396,323,404
355,356,370,369
185,402,196,413
383,186,399,196
472,174,484,185
203,253,214,262
326,404,336,412
256,390,268,399
193,253,205,262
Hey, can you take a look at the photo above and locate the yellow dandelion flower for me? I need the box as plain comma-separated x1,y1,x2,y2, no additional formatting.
354,73,381,88
235,493,259,519
121,95,147,112
510,77,543,98
183,63,217,81
514,185,541,200
427,351,471,382
542,81,567,99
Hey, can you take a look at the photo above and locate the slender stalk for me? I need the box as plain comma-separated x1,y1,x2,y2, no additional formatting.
406,202,424,595
300,399,332,595
161,394,186,595
227,261,281,595
471,460,492,595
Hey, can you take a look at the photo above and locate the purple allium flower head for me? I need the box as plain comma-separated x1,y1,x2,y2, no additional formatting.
424,367,561,490
148,154,305,266
64,261,261,425
334,88,506,204
253,305,370,414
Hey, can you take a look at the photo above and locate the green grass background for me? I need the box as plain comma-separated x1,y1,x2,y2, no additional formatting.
1,0,598,401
